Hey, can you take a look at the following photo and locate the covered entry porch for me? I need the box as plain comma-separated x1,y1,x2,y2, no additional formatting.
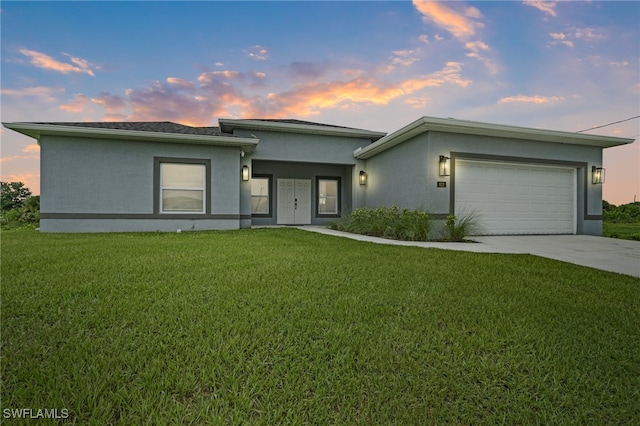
248,160,360,227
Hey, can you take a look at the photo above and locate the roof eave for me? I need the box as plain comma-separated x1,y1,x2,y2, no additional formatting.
354,116,634,159
2,122,259,152
219,118,387,140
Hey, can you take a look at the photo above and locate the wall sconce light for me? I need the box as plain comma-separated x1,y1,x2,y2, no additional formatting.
242,165,250,181
592,166,605,184
439,156,450,176
359,170,368,186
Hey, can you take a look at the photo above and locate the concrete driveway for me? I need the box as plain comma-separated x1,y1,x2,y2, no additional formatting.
300,227,640,278
473,235,640,278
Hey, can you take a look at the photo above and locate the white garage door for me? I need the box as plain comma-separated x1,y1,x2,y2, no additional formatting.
455,160,576,235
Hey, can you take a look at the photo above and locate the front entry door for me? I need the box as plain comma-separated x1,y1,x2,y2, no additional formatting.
277,179,311,225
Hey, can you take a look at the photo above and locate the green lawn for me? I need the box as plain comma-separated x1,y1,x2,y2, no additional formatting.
603,222,640,241
2,229,639,424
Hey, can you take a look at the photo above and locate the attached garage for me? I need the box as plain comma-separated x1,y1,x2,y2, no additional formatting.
455,159,576,235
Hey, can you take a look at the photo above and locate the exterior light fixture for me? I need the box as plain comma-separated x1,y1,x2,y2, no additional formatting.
359,170,368,186
439,156,450,176
242,165,250,181
592,166,605,184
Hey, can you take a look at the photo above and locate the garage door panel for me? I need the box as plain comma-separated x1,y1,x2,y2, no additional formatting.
455,160,576,235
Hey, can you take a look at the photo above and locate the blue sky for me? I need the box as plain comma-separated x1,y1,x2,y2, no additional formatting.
1,1,638,204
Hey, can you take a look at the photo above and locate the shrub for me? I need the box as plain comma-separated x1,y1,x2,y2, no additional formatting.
0,195,40,230
331,206,431,241
443,212,482,242
603,201,640,223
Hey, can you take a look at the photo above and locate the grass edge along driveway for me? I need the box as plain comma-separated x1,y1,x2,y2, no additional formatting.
2,229,639,424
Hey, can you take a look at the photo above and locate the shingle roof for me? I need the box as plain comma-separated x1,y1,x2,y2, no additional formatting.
32,121,228,136
218,118,387,140
240,118,380,133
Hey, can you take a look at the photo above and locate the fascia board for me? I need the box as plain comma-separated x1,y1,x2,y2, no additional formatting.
354,117,428,159
219,118,387,140
431,117,635,148
3,122,260,152
354,116,634,159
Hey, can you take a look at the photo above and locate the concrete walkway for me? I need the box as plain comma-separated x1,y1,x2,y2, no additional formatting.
299,227,640,278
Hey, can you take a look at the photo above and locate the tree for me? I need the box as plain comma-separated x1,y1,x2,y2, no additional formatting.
1,181,32,211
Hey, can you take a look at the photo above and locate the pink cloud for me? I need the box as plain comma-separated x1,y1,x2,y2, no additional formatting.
245,45,269,61
465,41,489,51
498,95,565,104
86,60,471,125
0,154,39,163
412,1,482,40
390,49,421,67
19,49,96,76
465,41,498,74
523,1,557,17
60,94,88,112
258,62,470,117
22,144,40,153
89,70,260,125
399,62,470,92
0,172,40,195
90,93,128,121
166,77,195,90
405,96,429,109
0,86,64,101
573,27,605,40
123,82,217,126
548,33,574,48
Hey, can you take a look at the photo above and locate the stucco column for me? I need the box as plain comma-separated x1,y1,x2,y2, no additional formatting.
239,154,252,228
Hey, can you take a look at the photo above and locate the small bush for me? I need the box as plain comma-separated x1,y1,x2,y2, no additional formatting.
0,195,40,230
603,201,640,223
331,206,431,241
443,212,482,242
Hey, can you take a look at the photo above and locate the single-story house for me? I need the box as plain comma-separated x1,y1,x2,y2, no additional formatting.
3,116,633,235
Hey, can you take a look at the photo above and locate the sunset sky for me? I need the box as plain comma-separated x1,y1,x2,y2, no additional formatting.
1,1,638,205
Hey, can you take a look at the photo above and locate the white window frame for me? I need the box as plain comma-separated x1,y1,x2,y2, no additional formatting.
317,177,340,216
154,158,210,215
251,176,271,216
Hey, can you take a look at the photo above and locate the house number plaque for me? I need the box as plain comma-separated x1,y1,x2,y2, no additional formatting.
437,181,447,188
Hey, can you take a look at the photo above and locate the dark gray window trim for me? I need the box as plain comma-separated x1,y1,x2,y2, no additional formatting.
40,213,251,220
154,157,212,216
315,176,341,218
449,152,601,221
250,174,273,218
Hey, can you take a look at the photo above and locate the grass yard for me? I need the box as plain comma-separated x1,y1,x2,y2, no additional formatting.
603,222,640,241
2,229,639,424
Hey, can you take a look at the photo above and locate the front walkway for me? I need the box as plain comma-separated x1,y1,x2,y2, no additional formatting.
298,227,640,278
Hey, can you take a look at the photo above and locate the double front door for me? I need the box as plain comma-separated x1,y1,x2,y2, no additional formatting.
277,179,311,225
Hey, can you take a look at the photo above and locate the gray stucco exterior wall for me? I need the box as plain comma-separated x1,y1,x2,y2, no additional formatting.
15,117,620,235
363,131,604,235
235,128,374,227
234,128,366,165
39,135,245,232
